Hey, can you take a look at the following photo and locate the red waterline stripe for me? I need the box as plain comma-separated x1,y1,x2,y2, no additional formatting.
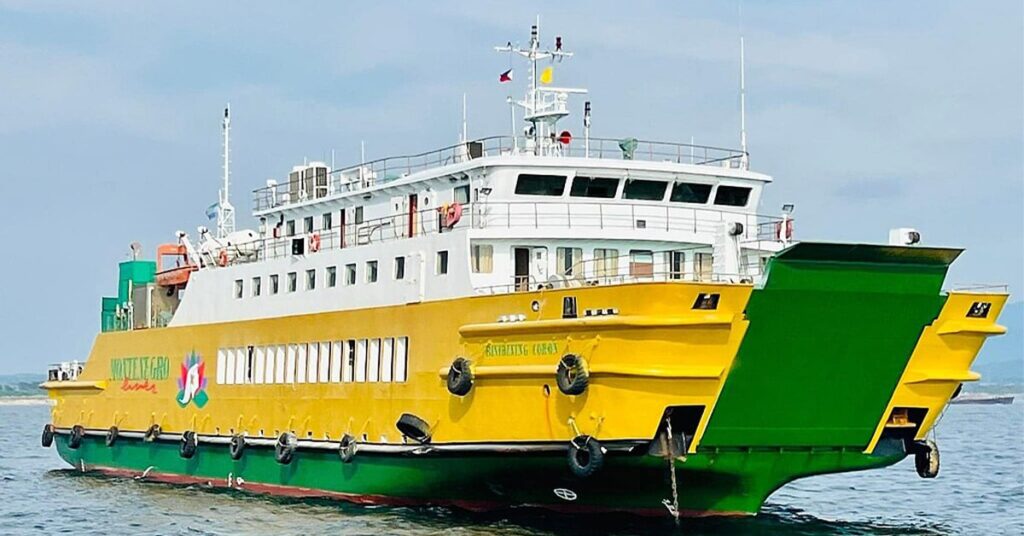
87,465,747,518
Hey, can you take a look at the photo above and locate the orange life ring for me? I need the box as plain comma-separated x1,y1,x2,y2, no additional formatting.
309,233,321,252
444,202,463,229
218,249,229,267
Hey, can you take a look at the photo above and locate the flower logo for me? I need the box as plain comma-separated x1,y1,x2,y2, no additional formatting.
176,351,208,408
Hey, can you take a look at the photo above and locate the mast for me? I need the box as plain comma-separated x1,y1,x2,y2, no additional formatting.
216,104,236,238
739,37,749,170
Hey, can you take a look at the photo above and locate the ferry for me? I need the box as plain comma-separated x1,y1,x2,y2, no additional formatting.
41,21,1009,519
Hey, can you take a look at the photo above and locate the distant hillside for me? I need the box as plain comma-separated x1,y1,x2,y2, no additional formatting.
974,301,1023,385
0,373,44,397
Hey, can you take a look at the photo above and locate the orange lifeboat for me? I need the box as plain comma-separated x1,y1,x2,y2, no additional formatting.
155,244,196,287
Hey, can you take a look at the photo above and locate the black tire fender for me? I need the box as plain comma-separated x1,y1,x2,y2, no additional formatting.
567,435,605,478
556,354,589,396
105,426,119,447
229,434,246,460
275,432,297,465
446,357,474,396
41,424,55,448
338,433,358,463
179,431,198,459
68,425,85,450
914,439,939,478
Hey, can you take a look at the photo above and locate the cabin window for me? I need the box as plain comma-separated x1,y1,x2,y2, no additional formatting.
345,263,356,285
670,182,713,204
306,269,316,290
380,338,394,382
252,276,262,297
394,256,406,280
471,244,493,273
322,212,333,230
514,174,566,196
668,251,686,279
594,248,619,278
436,250,449,275
394,336,409,382
629,250,654,278
304,216,314,233
367,338,381,382
296,343,307,383
354,206,364,224
234,279,244,299
623,179,667,201
695,252,714,281
270,274,280,294
287,272,297,292
285,344,297,383
454,184,470,204
327,266,337,287
556,247,584,279
714,186,751,207
570,177,619,198
330,341,343,383
366,260,378,283
286,220,296,236
355,340,368,382
246,346,256,384
344,340,356,382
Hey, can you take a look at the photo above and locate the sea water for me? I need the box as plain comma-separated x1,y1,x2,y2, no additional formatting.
1,403,1021,535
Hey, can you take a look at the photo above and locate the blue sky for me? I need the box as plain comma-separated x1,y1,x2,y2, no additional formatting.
0,1,1020,374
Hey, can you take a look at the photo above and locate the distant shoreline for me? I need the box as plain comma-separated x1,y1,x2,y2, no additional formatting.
0,396,53,406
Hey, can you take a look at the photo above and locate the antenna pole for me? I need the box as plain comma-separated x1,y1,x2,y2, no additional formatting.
217,103,235,238
462,93,468,142
739,37,749,170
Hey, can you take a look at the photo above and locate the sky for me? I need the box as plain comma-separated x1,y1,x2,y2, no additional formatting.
0,1,1021,374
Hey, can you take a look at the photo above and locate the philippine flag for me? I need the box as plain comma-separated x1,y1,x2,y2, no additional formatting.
498,69,513,83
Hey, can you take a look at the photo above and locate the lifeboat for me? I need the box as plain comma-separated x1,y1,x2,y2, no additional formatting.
155,243,196,287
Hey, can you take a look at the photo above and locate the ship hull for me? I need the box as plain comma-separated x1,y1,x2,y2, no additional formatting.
54,432,906,517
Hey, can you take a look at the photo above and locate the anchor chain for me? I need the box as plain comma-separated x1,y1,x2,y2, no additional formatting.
660,416,682,526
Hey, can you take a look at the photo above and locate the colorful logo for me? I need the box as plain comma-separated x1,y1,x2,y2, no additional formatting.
176,351,208,408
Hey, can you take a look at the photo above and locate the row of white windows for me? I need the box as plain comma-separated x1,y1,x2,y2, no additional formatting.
234,252,449,298
215,337,410,385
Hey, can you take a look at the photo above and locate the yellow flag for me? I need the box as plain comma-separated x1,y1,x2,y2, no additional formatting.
540,65,553,85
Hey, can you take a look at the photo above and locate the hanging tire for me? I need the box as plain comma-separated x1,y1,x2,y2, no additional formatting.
556,354,589,396
144,424,162,442
567,435,605,478
338,434,358,463
229,434,246,460
179,431,198,459
105,426,119,447
68,425,85,449
395,413,432,444
275,432,297,465
914,439,939,478
41,424,55,448
446,357,473,396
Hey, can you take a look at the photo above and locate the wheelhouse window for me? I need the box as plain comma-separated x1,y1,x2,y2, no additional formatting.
622,179,667,201
394,256,406,280
252,276,262,297
234,279,243,299
306,269,316,290
556,247,584,280
454,184,470,204
570,177,619,198
327,266,337,287
471,244,493,273
366,261,378,283
629,250,654,278
670,182,713,204
436,250,449,275
270,274,280,294
345,263,356,285
286,220,296,237
287,272,297,292
322,212,333,230
714,186,751,207
594,248,619,278
304,216,314,233
514,174,566,196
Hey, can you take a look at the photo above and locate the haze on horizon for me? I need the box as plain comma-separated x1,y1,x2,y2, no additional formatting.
0,0,1021,374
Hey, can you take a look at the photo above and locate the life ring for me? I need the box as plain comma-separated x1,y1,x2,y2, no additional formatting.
442,202,462,229
41,424,55,448
446,357,474,396
567,435,605,478
338,433,358,463
309,233,321,253
775,219,794,240
229,434,246,460
275,432,297,465
179,430,198,459
144,424,162,442
914,439,939,478
218,249,229,267
69,425,85,449
556,354,589,396
105,426,119,447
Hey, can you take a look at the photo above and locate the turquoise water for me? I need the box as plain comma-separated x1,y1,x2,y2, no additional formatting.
2,403,1021,535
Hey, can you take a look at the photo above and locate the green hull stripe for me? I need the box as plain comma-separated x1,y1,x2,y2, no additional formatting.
55,435,904,515
702,243,950,448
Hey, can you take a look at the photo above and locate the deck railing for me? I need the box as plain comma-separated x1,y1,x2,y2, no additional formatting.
252,136,748,211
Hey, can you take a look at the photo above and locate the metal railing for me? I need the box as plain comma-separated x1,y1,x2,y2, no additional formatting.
252,136,748,211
